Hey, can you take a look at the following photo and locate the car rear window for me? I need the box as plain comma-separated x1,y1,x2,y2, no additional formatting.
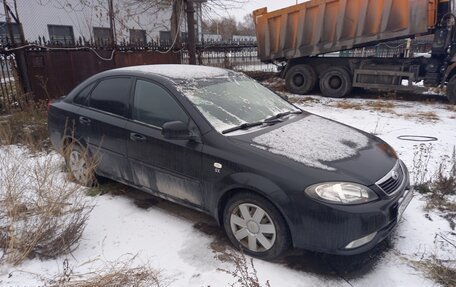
89,77,131,117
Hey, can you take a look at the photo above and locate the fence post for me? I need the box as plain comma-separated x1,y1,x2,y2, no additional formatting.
108,0,116,47
3,0,31,96
185,0,196,65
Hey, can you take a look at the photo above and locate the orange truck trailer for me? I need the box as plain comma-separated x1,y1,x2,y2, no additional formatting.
253,0,456,103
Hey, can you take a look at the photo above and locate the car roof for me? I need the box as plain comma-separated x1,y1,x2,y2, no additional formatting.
113,64,231,80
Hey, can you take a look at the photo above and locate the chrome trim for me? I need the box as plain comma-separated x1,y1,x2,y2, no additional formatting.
131,119,163,130
376,160,400,185
375,160,406,196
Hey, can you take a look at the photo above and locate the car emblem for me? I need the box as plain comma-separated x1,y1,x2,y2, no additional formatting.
214,162,222,173
392,170,399,180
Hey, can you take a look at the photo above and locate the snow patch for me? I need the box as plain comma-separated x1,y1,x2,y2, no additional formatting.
116,64,230,80
252,115,369,170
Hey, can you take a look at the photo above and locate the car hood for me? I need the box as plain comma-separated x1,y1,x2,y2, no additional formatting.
230,114,398,184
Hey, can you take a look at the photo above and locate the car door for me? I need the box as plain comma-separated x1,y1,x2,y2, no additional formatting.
126,78,204,207
68,81,96,145
77,76,133,182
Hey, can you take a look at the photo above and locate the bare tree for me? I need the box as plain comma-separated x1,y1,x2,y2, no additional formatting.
170,0,183,47
237,13,255,36
203,13,254,40
34,0,248,47
203,16,238,40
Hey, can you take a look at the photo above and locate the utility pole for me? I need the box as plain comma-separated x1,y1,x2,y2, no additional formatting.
3,0,15,46
2,0,31,94
108,0,116,47
13,0,25,45
185,0,196,65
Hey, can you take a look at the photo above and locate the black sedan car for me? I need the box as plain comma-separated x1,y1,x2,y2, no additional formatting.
48,65,413,260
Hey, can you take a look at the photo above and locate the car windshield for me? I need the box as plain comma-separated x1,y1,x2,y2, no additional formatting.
177,74,300,133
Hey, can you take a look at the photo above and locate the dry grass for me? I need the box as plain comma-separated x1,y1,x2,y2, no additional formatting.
404,111,440,122
419,112,440,121
411,257,456,287
412,144,434,191
379,91,398,101
259,76,286,93
413,145,456,229
0,147,92,265
62,139,100,187
447,105,456,120
425,149,456,215
334,101,363,110
365,100,395,112
49,257,168,287
218,250,271,287
288,96,321,105
246,72,280,83
332,100,396,113
0,100,49,152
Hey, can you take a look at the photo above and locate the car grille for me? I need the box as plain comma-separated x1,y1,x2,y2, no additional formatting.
376,162,404,195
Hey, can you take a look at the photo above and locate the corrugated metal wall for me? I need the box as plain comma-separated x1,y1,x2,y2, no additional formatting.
25,50,180,100
254,0,437,62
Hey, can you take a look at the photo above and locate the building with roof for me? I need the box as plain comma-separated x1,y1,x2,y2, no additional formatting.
0,0,205,46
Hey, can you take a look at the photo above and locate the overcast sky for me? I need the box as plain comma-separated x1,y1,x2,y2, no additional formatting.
212,0,304,21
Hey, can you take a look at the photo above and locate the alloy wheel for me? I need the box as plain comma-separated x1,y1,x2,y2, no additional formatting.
230,203,277,252
69,150,89,183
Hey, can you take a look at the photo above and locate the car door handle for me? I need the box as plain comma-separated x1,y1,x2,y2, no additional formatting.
130,133,147,142
79,116,91,126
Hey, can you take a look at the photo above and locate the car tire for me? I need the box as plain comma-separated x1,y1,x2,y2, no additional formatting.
64,143,96,187
285,64,317,95
447,75,456,105
319,67,352,98
223,192,291,260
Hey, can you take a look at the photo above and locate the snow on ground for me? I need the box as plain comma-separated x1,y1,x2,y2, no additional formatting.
0,95,455,287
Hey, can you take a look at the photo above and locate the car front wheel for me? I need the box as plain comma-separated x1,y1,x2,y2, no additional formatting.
223,192,291,260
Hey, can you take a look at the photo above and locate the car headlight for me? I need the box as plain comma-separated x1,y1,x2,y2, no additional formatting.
305,182,378,205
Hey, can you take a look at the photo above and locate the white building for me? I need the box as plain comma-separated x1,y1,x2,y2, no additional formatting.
0,0,204,45
232,35,257,42
202,33,222,42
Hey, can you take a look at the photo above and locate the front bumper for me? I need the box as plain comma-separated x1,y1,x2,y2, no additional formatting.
291,171,413,255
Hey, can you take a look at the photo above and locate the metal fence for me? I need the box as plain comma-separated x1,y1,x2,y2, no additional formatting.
0,52,27,112
181,43,277,72
181,38,434,73
338,39,433,58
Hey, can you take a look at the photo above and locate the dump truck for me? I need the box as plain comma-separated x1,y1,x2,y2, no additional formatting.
253,0,456,104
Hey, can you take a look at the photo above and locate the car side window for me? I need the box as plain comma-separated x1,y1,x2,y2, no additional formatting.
89,77,131,117
73,82,95,106
133,80,189,127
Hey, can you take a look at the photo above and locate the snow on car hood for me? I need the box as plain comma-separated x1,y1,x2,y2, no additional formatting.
251,115,369,171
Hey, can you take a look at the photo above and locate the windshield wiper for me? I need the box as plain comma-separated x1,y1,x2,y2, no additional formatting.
264,110,302,123
222,110,302,135
222,121,264,134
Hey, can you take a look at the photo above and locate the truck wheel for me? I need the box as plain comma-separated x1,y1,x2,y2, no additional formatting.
447,75,456,105
319,67,352,98
285,64,317,95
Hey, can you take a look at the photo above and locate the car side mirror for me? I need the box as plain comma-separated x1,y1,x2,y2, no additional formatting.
161,121,196,141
